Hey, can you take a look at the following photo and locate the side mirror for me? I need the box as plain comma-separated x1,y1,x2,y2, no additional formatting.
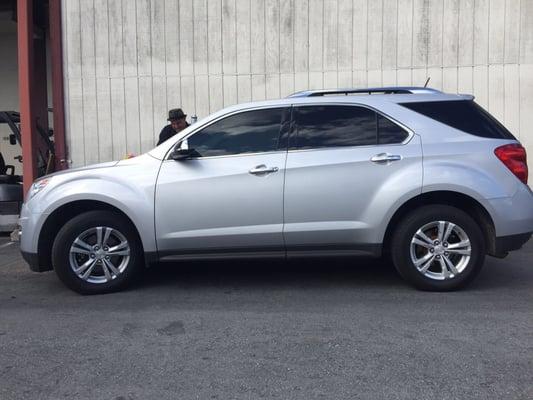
169,148,199,161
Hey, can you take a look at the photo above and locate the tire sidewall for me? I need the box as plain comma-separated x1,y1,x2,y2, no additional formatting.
52,211,143,294
392,205,485,291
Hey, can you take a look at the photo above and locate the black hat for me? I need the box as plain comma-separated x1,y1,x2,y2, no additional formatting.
167,108,187,121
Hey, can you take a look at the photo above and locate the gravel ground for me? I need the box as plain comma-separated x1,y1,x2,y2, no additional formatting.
0,235,532,400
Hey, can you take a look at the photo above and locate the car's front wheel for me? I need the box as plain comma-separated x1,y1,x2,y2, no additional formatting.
391,205,486,291
52,210,143,294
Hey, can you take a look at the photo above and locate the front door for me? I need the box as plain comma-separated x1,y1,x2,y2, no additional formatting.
155,107,290,259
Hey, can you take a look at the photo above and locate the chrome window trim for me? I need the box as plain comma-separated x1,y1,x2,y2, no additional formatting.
163,149,288,162
285,141,417,154
290,102,415,148
164,101,415,161
165,105,291,160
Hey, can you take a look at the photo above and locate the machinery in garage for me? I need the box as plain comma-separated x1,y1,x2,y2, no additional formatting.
0,111,22,232
0,0,67,206
0,110,54,232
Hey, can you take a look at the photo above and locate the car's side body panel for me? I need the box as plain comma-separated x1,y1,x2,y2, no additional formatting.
373,98,533,238
19,154,161,256
283,135,424,247
418,131,533,237
154,152,287,255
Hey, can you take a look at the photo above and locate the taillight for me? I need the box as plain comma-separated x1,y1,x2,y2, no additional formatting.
494,144,528,185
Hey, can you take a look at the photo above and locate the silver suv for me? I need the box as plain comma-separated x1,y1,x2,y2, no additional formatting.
19,87,533,294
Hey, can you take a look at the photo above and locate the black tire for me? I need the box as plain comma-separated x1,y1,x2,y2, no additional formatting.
391,205,485,291
52,210,144,294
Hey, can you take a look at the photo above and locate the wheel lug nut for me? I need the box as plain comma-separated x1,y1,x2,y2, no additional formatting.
444,252,449,256
434,240,439,245
103,247,108,251
105,256,110,260
94,246,99,250
429,248,434,253
443,243,448,247
436,255,441,259
90,253,95,258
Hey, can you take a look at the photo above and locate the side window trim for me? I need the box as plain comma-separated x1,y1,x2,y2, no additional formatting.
292,104,378,150
276,106,292,151
166,106,291,160
286,106,297,150
376,113,410,145
288,102,414,152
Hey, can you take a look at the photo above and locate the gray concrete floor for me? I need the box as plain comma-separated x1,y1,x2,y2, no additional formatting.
0,234,532,400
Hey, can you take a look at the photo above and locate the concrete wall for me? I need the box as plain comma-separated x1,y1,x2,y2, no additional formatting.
62,0,533,169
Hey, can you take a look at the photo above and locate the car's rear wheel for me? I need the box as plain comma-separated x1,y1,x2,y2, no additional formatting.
52,210,143,294
391,205,485,291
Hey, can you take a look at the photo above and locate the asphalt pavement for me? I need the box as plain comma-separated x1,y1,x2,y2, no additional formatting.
0,234,532,400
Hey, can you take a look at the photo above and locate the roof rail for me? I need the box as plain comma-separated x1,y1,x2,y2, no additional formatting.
287,87,443,98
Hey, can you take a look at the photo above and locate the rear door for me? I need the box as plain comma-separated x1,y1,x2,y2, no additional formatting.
283,104,423,255
155,107,290,258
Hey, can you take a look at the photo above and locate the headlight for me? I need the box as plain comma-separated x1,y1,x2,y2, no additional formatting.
28,178,51,200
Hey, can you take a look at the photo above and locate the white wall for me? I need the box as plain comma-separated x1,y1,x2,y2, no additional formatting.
62,0,533,169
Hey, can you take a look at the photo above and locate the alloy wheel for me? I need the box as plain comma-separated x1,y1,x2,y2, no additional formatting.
69,226,131,284
409,220,472,280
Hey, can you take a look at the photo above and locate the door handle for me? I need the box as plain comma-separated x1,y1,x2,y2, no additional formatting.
249,164,279,175
370,153,402,163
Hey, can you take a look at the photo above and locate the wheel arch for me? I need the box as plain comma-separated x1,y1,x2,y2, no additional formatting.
37,200,150,271
382,191,498,257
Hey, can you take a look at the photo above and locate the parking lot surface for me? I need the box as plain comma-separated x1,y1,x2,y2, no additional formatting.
0,235,532,400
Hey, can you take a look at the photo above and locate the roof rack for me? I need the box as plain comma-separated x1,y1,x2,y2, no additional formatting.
287,87,443,98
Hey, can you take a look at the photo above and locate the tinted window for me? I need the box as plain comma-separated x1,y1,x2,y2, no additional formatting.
377,114,408,144
400,100,516,139
187,108,285,157
294,105,377,149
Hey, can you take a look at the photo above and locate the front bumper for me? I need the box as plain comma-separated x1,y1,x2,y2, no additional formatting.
19,202,39,254
19,202,53,272
20,250,50,272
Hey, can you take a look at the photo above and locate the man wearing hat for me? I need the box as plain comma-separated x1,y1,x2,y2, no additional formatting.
157,108,189,145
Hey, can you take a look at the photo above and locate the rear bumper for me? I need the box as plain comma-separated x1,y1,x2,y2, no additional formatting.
487,185,533,237
494,232,532,256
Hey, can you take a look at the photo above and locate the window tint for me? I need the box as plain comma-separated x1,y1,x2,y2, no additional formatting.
377,114,408,144
294,105,377,149
400,100,516,139
187,108,285,157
